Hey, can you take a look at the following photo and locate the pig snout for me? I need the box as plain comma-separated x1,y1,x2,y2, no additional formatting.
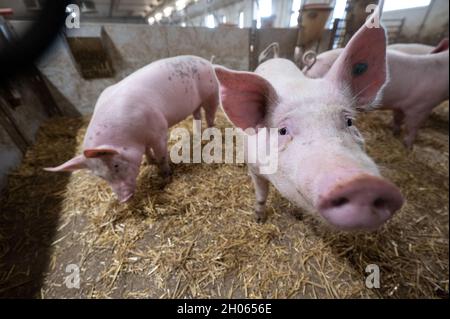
111,182,135,203
316,175,404,231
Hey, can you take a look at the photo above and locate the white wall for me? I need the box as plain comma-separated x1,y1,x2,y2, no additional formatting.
383,0,449,44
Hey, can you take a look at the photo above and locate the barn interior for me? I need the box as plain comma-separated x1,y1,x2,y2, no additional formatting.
0,0,448,299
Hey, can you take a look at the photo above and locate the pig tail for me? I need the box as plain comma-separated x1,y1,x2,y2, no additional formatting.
302,51,317,71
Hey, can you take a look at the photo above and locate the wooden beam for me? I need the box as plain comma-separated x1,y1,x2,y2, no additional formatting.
0,98,29,154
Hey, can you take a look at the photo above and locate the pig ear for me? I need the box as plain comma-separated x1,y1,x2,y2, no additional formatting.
84,148,119,158
325,6,387,108
431,38,449,54
44,155,86,172
214,66,277,130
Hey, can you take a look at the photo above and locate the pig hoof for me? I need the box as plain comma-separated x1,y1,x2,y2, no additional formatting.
392,127,401,136
403,139,414,150
255,212,268,224
290,210,303,220
158,178,171,189
158,169,172,188
159,169,172,179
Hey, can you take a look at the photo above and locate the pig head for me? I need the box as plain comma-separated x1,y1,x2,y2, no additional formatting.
215,8,404,231
45,146,142,203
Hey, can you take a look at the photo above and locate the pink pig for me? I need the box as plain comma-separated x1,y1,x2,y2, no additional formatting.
214,8,404,231
45,55,219,202
304,41,449,148
388,38,449,55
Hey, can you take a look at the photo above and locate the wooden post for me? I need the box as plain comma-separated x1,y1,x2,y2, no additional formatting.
0,98,29,154
328,18,341,50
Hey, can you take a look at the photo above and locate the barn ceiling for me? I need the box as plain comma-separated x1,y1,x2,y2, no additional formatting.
0,0,196,20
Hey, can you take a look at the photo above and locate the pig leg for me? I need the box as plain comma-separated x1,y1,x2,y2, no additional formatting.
151,133,172,180
403,108,432,149
145,147,157,165
391,110,405,136
193,107,202,134
193,107,202,121
203,95,219,128
249,170,270,223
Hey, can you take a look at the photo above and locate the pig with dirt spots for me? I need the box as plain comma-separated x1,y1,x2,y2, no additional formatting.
45,55,219,202
214,8,404,231
304,40,449,148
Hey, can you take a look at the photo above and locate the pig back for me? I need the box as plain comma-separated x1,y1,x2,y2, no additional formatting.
382,51,449,107
126,56,218,126
86,55,219,148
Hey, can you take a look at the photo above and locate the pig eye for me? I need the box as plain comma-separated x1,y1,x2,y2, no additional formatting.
352,62,368,76
347,118,353,127
278,127,288,136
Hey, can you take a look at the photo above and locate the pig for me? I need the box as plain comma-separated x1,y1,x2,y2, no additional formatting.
383,50,449,147
214,8,404,231
45,55,219,202
302,49,343,79
258,42,280,64
304,45,449,148
388,37,449,55
304,38,449,79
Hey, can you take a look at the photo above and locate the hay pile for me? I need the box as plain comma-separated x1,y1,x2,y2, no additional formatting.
0,102,448,299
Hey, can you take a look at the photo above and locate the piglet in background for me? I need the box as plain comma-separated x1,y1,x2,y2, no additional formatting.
384,49,449,147
215,6,404,231
45,55,219,202
304,39,449,148
388,37,449,55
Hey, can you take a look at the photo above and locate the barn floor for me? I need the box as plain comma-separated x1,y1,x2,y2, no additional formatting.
0,102,448,299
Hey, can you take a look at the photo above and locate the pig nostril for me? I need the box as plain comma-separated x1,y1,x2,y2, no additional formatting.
373,198,387,209
331,197,349,207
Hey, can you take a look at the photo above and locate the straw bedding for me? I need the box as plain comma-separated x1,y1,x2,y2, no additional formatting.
0,102,448,298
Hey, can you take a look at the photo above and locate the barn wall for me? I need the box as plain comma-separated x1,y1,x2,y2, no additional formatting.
7,21,310,118
0,123,22,190
26,23,250,115
6,20,330,118
3,83,50,143
383,0,449,44
0,17,57,192
418,0,449,43
256,27,298,63
0,78,52,191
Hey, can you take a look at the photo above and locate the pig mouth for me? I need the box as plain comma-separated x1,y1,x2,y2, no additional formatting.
111,182,136,203
112,186,134,203
118,192,134,203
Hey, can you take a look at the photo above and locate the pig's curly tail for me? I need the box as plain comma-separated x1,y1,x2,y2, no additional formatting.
302,51,317,71
258,42,280,64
